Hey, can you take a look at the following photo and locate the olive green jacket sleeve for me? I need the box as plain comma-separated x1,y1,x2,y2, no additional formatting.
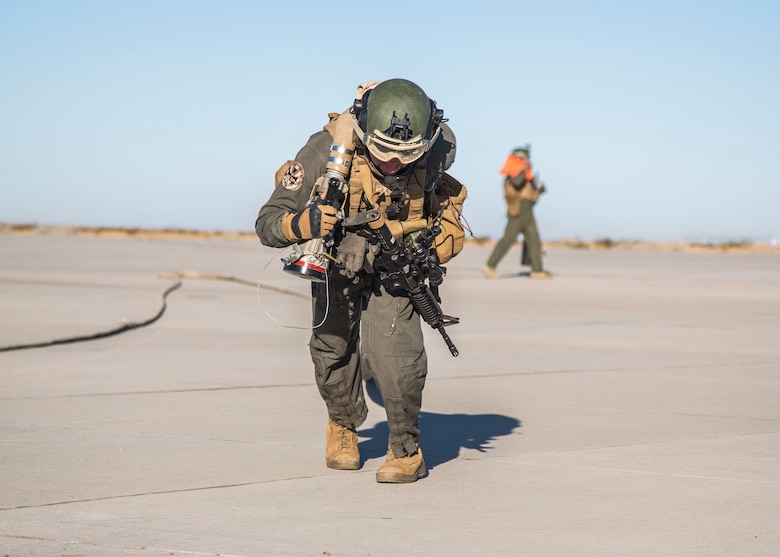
254,130,331,248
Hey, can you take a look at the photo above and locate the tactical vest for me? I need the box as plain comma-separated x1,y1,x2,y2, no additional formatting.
323,111,442,240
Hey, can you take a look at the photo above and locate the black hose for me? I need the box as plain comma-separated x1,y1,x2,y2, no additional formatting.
0,279,182,353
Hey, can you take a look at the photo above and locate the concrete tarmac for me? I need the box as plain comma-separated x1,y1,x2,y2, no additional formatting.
1,233,779,556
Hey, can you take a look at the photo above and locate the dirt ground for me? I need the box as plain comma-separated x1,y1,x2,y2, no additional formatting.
2,222,778,255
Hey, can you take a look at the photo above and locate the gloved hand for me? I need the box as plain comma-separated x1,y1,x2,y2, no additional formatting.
282,199,339,241
365,239,381,272
385,218,428,242
335,232,368,279
308,198,339,237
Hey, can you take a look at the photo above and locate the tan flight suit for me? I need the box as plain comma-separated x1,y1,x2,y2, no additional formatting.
255,113,466,458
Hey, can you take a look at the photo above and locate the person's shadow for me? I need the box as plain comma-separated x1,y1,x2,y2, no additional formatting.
358,379,521,470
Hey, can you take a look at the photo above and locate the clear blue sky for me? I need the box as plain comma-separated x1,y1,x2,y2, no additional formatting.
2,0,778,243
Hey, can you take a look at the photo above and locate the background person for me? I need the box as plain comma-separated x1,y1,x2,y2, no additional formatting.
483,144,551,279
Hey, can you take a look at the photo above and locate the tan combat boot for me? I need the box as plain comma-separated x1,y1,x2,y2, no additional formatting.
482,266,498,279
325,418,360,470
376,447,426,483
530,271,552,279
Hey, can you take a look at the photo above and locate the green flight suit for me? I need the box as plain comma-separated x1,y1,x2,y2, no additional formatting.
486,173,546,273
255,116,465,458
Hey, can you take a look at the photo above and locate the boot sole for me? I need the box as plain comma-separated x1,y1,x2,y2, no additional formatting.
376,463,426,483
326,460,361,470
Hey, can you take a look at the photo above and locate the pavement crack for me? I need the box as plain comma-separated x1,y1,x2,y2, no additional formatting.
0,476,324,511
0,383,314,401
431,360,775,381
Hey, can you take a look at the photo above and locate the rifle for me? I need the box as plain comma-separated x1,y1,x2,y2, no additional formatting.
370,220,460,357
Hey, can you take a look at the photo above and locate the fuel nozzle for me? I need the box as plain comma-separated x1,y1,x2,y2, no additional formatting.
282,112,355,283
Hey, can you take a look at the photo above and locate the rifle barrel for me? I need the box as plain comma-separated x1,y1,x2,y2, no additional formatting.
437,326,459,357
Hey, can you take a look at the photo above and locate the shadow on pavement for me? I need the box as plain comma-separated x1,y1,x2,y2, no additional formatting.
359,379,522,469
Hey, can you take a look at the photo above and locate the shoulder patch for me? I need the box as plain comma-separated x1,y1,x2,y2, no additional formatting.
282,162,305,191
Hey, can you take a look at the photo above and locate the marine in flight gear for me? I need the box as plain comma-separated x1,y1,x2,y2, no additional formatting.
484,144,551,279
255,79,467,483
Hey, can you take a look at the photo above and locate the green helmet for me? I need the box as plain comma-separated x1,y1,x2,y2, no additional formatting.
352,78,443,164
512,144,531,158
